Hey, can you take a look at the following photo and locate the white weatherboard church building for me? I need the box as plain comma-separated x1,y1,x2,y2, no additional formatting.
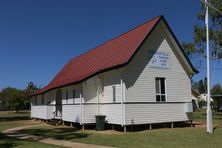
30,16,197,131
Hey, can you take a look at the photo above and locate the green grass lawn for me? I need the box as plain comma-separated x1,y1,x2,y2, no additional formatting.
0,111,62,148
1,110,221,148
19,109,222,148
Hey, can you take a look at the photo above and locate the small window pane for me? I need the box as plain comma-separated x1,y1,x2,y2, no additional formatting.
161,78,165,94
161,95,166,102
155,78,160,93
156,95,161,102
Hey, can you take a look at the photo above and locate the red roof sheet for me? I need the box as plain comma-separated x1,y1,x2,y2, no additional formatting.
33,16,162,95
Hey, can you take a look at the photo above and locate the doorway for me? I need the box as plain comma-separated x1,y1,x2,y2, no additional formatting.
55,89,62,117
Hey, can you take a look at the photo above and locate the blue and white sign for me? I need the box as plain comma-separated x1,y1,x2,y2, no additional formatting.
148,52,170,69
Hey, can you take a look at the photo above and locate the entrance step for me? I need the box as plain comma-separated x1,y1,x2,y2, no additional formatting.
47,119,62,126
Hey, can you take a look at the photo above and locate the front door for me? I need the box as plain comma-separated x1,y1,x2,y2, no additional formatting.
55,89,62,117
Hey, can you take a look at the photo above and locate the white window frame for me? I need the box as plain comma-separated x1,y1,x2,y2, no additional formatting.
155,77,167,102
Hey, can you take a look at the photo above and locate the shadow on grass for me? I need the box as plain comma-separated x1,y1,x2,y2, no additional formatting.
0,116,30,122
213,125,222,131
20,127,89,141
0,133,18,148
124,122,195,132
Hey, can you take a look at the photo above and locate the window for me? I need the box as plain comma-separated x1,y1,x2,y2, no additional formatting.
66,90,68,103
155,78,166,102
41,94,44,104
112,86,116,102
101,77,104,96
73,89,76,103
34,96,37,105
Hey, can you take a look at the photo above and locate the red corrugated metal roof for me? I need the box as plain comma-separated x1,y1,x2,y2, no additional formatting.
32,16,163,95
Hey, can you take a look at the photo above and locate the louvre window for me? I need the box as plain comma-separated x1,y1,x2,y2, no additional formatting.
112,86,116,102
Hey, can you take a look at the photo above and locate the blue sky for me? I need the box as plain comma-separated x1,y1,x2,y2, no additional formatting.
0,0,221,90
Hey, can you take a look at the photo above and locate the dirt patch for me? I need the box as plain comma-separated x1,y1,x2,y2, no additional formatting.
15,120,41,124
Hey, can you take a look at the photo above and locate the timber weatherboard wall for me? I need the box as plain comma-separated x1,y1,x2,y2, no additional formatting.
123,20,192,125
81,70,122,124
31,105,48,119
82,76,98,123
100,70,123,124
31,93,50,119
61,84,81,123
125,103,191,125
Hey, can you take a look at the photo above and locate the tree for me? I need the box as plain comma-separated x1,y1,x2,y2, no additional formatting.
210,84,222,110
26,81,38,93
211,84,222,95
0,87,25,112
0,82,39,111
23,81,39,109
192,77,207,94
183,0,222,62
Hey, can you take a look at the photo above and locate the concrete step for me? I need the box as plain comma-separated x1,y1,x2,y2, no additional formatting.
47,119,62,126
